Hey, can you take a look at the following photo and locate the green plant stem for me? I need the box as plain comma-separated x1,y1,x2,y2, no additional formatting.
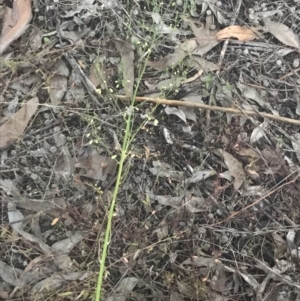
95,102,133,301
95,40,152,301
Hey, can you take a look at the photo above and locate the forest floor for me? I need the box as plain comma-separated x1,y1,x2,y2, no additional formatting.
1,0,300,300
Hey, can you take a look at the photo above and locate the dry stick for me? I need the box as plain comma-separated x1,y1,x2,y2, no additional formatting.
206,0,243,130
278,66,300,81
116,95,300,125
214,173,300,225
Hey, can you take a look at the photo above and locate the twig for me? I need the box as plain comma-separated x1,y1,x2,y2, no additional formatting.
63,52,102,107
207,0,243,135
214,172,300,225
116,95,300,125
278,66,300,81
217,0,243,70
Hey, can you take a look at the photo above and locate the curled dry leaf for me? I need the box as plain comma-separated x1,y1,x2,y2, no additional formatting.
264,18,300,49
0,0,32,54
0,97,39,150
215,149,245,190
216,26,260,42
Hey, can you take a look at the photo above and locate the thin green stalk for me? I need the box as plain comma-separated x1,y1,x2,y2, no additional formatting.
95,102,133,301
95,50,150,300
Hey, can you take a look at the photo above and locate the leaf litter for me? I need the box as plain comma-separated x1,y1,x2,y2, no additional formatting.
2,1,300,300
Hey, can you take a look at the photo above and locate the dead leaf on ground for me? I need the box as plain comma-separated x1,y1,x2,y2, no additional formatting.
107,277,139,301
153,219,168,240
216,26,260,42
149,194,206,213
149,161,185,182
215,149,245,190
147,38,198,71
184,56,220,72
0,97,39,150
147,15,219,71
0,0,32,54
76,149,117,181
114,40,135,97
49,75,68,107
170,292,182,301
54,147,75,181
264,18,300,49
165,106,187,123
89,58,107,89
185,15,220,56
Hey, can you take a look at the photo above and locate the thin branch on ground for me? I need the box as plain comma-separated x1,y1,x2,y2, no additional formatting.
116,95,300,125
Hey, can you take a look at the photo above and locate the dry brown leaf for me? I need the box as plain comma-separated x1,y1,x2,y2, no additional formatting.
147,39,198,71
215,149,245,190
185,16,220,56
0,97,39,150
264,18,300,49
76,150,117,181
147,15,219,71
216,26,259,42
0,0,32,54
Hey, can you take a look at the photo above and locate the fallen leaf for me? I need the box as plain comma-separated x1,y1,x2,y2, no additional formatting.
185,56,220,72
216,26,259,42
185,15,220,56
291,133,300,163
165,106,187,123
54,147,75,181
237,82,278,115
148,194,206,213
206,1,227,25
264,18,300,49
170,292,182,301
177,281,194,298
250,121,268,144
149,161,184,182
31,271,91,294
153,220,168,240
49,75,68,107
215,149,245,190
7,202,24,233
89,59,107,89
147,38,198,71
0,97,39,150
61,0,96,18
182,256,217,267
0,0,32,54
114,40,134,97
107,277,139,301
76,150,117,181
51,231,84,255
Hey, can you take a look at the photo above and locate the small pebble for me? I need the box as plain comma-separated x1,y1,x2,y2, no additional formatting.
10,150,17,156
49,146,57,153
21,158,27,164
293,58,300,68
30,173,39,181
